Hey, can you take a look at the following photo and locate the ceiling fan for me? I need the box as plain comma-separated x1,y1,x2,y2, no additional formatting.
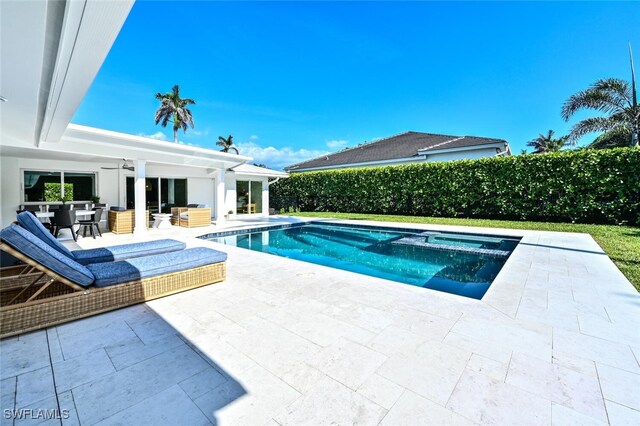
101,159,134,172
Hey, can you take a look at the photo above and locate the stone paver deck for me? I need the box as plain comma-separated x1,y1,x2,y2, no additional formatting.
1,217,639,425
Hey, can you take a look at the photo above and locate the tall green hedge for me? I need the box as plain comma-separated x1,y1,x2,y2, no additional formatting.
270,148,640,225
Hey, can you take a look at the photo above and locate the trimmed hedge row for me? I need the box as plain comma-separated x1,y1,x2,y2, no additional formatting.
270,148,640,225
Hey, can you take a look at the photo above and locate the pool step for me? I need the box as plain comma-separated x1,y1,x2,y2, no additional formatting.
391,234,512,258
416,231,507,244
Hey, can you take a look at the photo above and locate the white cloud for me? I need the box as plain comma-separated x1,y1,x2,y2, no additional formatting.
138,131,168,141
326,139,348,149
250,135,259,140
191,129,209,137
235,141,329,170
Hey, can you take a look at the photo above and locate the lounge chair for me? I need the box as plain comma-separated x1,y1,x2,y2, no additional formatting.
0,224,227,338
16,211,186,265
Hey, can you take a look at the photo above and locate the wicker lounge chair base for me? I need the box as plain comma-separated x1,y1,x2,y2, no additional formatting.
0,243,226,338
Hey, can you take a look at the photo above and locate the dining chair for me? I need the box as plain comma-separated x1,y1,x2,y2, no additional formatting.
77,208,103,239
53,209,77,241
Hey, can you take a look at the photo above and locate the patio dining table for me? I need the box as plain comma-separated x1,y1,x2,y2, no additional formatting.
35,210,95,218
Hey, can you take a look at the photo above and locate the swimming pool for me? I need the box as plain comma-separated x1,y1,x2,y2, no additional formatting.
206,222,519,299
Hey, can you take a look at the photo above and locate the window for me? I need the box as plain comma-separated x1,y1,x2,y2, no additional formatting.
236,180,262,214
23,171,96,202
64,173,95,201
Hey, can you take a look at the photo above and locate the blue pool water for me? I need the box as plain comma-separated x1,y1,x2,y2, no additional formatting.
208,223,519,299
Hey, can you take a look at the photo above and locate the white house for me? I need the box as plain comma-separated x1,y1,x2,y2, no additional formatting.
285,131,511,173
0,0,287,231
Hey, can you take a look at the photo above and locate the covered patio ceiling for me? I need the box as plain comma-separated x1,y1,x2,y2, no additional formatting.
0,0,135,148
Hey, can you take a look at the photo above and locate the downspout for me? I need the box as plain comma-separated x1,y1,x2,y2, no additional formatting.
268,177,281,186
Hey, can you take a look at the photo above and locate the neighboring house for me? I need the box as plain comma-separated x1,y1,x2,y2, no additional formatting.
285,131,511,173
0,0,287,231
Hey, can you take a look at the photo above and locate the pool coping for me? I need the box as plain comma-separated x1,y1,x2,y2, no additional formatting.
198,219,523,242
194,216,633,320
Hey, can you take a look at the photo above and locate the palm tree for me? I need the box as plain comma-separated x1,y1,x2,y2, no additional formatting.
561,45,639,148
154,85,195,143
588,127,632,149
526,130,568,154
217,135,239,154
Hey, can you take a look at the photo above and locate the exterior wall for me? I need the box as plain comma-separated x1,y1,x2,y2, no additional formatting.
0,156,220,227
0,154,278,226
289,157,425,173
224,177,237,217
187,178,215,212
224,174,270,218
0,155,119,227
424,147,499,162
118,165,216,217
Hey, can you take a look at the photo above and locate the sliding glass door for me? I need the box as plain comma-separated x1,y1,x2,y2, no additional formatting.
126,177,187,213
236,180,262,214
251,181,263,214
160,178,187,213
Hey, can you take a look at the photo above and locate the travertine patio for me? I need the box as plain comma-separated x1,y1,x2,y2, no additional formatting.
1,218,639,425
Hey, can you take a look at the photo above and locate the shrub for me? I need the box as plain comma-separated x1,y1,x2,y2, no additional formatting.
270,148,640,225
44,183,74,202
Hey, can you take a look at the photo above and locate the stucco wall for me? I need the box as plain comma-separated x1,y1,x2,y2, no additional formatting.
0,155,120,227
0,156,220,227
425,147,499,162
135,165,215,217
224,174,269,217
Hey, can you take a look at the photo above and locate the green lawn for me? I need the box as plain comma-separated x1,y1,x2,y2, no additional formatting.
286,212,640,292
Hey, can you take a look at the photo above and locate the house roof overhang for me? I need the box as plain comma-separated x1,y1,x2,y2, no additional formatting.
1,124,252,170
227,163,289,178
417,141,510,156
286,156,425,173
0,0,135,148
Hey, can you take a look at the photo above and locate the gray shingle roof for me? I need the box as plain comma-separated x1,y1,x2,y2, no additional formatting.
285,131,507,171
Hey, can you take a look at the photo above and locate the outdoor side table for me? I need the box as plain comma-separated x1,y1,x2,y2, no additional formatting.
152,213,173,229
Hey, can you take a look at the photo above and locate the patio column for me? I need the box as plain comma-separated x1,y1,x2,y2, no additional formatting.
215,168,226,224
133,159,147,236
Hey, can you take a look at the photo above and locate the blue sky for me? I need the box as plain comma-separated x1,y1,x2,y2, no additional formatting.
74,1,640,169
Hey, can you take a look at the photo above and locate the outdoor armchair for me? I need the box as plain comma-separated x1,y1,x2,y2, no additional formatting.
171,206,211,228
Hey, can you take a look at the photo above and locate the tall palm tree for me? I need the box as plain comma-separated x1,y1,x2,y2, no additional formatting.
154,85,195,143
561,45,639,148
526,130,568,154
588,127,632,149
217,135,239,154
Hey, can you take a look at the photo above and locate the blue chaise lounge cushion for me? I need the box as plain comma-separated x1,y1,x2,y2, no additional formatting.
87,247,227,287
72,239,187,265
0,224,95,287
16,211,73,258
16,212,186,264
